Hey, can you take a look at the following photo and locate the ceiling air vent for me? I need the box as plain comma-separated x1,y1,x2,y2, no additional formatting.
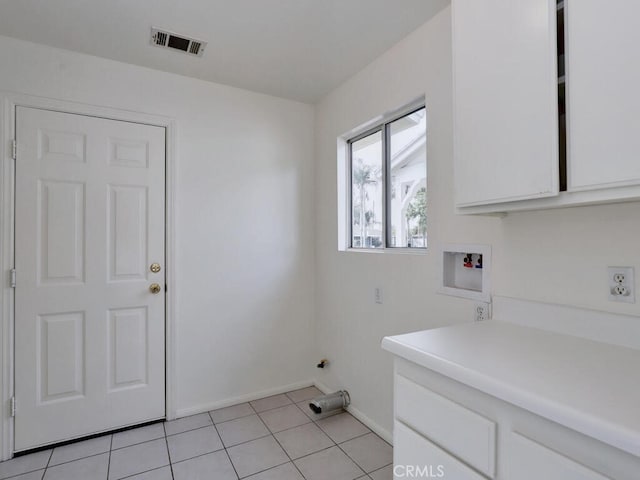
151,27,207,57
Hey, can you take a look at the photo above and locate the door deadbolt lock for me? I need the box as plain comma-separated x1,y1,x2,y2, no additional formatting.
149,283,162,294
150,263,161,273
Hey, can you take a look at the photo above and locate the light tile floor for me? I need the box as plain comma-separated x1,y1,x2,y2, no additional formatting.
0,386,392,480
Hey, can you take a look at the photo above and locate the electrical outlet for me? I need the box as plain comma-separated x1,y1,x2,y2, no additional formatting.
374,287,383,304
474,302,490,322
608,267,635,303
613,273,626,284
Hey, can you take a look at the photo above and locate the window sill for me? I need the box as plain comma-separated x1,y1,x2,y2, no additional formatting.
342,247,428,256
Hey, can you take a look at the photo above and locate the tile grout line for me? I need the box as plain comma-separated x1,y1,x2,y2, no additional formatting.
1,469,44,480
214,411,271,429
208,410,240,480
41,449,54,480
332,420,394,475
369,462,393,477
334,440,367,479
309,412,374,477
0,468,43,480
260,414,309,479
246,401,305,480
112,435,166,451
164,423,214,439
313,416,369,445
337,430,373,446
237,460,291,480
249,403,294,415
337,430,393,476
210,411,256,425
223,431,273,450
290,444,334,461
118,465,173,480
106,434,113,480
168,448,225,468
36,449,111,470
161,422,175,480
217,407,313,436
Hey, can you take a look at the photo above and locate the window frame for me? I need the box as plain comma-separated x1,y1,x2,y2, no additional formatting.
346,101,427,253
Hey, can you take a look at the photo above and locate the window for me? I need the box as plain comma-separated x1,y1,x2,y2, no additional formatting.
348,106,427,250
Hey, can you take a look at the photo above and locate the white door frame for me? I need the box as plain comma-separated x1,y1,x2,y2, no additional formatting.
0,91,178,460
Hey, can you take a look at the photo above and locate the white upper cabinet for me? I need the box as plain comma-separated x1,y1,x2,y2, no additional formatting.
566,0,640,192
453,0,559,207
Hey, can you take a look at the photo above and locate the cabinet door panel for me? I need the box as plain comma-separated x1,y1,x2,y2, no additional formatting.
393,421,487,480
507,432,610,480
566,0,640,191
395,375,496,477
453,0,559,207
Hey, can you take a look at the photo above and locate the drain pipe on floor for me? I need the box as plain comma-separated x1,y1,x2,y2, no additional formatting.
309,390,350,415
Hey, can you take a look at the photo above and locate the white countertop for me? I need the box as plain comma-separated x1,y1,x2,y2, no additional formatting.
381,320,640,457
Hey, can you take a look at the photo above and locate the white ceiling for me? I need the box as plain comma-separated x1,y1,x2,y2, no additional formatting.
0,0,448,103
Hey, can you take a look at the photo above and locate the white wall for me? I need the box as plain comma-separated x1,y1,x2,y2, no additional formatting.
0,36,316,420
313,6,640,440
3,3,640,453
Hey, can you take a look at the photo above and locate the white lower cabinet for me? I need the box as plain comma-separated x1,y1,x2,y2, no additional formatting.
392,359,640,480
394,421,487,480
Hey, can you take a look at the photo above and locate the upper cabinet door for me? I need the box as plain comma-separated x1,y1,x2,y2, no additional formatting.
453,0,559,207
566,0,640,191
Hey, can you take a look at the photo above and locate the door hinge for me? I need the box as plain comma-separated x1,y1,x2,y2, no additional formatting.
11,139,16,160
10,269,16,288
9,397,15,417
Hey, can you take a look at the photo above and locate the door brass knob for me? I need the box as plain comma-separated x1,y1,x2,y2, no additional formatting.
150,263,161,273
149,283,162,294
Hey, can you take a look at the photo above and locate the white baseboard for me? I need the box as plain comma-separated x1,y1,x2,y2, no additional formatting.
312,379,332,395
313,379,393,445
175,379,315,418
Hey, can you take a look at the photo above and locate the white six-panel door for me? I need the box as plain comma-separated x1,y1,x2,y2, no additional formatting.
14,107,166,451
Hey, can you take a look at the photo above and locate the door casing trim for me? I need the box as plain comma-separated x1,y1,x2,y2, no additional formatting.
0,91,178,460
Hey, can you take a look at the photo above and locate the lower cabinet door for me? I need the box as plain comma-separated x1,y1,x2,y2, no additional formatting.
394,421,487,480
506,432,610,480
395,375,496,477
